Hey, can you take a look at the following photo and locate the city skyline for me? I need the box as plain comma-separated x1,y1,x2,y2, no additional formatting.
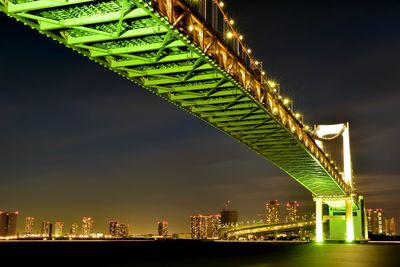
2,201,397,236
0,1,399,234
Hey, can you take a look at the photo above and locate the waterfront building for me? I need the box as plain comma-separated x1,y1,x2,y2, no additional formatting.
82,217,93,236
385,217,396,236
266,200,280,224
285,201,300,222
190,214,221,239
367,209,373,232
117,223,129,238
41,221,52,237
109,220,119,236
54,221,64,237
158,221,168,236
70,223,79,235
367,209,385,234
0,211,18,237
25,217,35,235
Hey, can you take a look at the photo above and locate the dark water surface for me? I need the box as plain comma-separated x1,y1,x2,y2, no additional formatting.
1,240,399,267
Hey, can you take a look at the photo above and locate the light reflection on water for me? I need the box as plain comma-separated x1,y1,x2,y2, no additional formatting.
132,243,400,267
2,240,400,267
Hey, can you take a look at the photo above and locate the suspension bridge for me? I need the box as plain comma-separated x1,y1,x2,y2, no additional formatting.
0,0,368,241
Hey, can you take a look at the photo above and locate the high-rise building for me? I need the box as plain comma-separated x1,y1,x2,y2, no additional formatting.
117,223,129,238
41,221,52,237
207,215,221,238
367,209,385,234
0,211,18,237
285,201,300,222
266,200,280,224
190,214,221,239
220,210,238,226
25,217,35,235
82,217,93,236
385,217,396,236
158,221,168,236
367,209,373,233
70,223,79,236
109,220,119,237
54,221,64,237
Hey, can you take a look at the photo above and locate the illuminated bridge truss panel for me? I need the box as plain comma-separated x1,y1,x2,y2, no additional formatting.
0,0,349,197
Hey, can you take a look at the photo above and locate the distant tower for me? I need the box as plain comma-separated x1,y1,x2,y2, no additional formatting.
285,201,300,222
82,217,93,236
158,221,168,236
70,223,79,236
266,200,280,224
41,221,52,237
0,211,18,237
375,209,385,234
109,220,119,237
368,209,385,234
54,221,64,237
386,217,396,236
220,200,239,226
25,217,35,235
117,223,129,238
367,209,373,233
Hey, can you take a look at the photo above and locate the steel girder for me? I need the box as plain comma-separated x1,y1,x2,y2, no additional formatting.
0,0,350,197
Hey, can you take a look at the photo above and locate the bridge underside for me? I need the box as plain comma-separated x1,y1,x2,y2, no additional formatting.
1,0,349,196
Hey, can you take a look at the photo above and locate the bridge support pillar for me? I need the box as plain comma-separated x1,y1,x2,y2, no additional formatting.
315,198,323,242
345,198,354,241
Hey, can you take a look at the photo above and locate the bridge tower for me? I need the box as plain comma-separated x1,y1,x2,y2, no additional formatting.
312,123,368,241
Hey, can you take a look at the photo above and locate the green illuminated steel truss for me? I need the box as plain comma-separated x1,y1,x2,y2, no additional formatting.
0,0,351,197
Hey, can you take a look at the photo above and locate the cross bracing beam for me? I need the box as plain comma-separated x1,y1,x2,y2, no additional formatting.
110,52,199,67
126,63,213,77
169,90,241,101
144,73,224,86
4,0,95,13
223,124,278,132
0,0,351,197
87,40,187,57
238,131,288,140
38,8,149,30
191,103,259,112
200,109,264,118
64,25,169,45
209,115,270,123
179,97,250,107
154,81,234,93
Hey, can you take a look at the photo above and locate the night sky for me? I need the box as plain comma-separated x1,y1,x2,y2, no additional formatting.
1,0,399,234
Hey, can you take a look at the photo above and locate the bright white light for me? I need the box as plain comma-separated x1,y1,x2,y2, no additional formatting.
219,1,224,7
226,31,233,39
268,80,276,88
